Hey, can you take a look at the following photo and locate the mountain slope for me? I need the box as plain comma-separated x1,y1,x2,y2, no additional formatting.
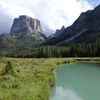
0,34,43,56
45,5,100,45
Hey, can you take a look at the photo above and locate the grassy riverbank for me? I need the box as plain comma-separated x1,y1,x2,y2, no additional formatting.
0,58,76,100
0,57,100,100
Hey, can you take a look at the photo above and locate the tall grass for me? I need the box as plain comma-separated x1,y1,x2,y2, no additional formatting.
0,57,99,100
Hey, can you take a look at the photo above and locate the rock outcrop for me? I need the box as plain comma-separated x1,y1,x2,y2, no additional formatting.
55,26,65,36
10,15,46,40
47,26,65,39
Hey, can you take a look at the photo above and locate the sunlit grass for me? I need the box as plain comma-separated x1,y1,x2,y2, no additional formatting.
0,57,99,100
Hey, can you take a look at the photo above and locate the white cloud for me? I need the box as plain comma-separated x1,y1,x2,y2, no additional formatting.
0,1,35,18
0,0,93,35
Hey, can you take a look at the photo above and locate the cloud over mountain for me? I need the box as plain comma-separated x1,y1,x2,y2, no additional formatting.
0,0,96,35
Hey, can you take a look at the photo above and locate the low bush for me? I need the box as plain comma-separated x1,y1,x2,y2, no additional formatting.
4,61,14,75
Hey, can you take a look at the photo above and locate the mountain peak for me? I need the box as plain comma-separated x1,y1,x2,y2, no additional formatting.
10,15,45,40
19,15,39,21
94,4,100,10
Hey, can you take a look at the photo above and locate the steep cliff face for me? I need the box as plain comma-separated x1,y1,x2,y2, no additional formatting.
10,15,46,40
46,5,100,45
0,15,47,56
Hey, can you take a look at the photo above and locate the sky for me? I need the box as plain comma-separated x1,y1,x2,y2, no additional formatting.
0,0,100,35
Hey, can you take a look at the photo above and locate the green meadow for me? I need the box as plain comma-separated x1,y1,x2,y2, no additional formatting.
0,57,100,100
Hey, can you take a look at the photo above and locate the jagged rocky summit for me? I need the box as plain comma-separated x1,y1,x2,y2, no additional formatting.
10,15,46,40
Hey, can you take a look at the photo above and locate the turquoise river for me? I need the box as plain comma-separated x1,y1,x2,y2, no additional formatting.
50,62,100,100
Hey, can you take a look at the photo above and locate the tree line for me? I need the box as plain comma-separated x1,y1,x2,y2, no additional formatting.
11,39,100,58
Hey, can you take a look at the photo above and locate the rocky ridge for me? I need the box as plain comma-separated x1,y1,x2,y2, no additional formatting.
46,5,100,45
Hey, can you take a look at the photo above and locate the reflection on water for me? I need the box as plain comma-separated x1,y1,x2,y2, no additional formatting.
50,62,100,100
51,86,82,100
96,63,100,67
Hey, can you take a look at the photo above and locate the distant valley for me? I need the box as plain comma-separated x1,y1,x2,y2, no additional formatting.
0,5,100,57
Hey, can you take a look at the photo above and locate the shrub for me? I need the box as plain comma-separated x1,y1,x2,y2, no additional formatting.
4,61,14,75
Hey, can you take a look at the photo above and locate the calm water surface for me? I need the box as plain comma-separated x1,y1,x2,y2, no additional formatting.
50,62,100,100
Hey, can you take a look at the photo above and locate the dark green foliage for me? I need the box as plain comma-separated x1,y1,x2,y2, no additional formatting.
69,39,100,57
4,61,14,75
0,33,100,58
0,34,43,56
19,39,100,58
20,46,70,58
